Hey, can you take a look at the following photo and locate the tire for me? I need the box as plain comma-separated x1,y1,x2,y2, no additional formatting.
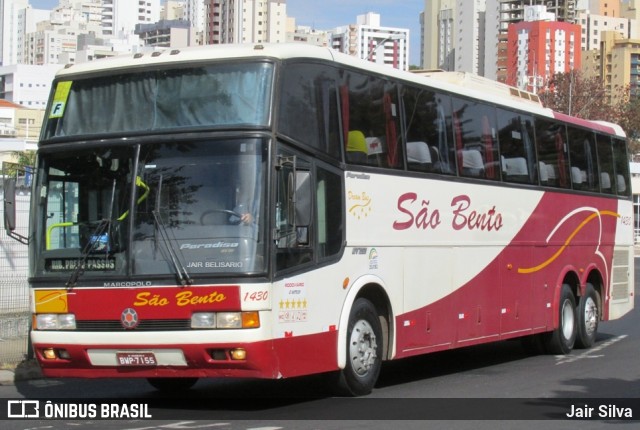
575,283,600,349
544,284,577,355
147,377,198,392
336,298,383,396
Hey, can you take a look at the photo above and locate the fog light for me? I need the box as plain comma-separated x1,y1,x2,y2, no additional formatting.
58,349,71,359
42,348,57,360
230,348,247,360
209,349,227,360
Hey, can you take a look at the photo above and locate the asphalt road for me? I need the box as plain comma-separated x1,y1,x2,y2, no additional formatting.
1,262,638,430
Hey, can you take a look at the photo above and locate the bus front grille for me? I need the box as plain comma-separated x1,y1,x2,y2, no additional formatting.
75,319,191,331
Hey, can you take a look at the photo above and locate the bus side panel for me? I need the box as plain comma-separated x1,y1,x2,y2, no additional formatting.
394,191,626,358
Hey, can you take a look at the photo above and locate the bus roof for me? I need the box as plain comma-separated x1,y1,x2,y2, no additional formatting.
55,43,625,137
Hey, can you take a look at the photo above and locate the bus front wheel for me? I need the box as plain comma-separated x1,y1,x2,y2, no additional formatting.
336,298,383,396
544,284,577,355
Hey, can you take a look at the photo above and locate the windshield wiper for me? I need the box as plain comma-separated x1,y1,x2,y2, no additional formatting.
150,174,192,286
66,179,118,289
65,219,110,289
151,210,193,286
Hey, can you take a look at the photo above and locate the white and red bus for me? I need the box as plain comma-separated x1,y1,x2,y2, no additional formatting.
5,44,634,396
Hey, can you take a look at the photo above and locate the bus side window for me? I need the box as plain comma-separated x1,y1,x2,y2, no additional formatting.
568,127,599,192
612,137,631,197
596,134,616,195
451,97,500,180
278,62,341,159
534,119,570,189
402,86,455,174
496,108,537,185
341,71,402,169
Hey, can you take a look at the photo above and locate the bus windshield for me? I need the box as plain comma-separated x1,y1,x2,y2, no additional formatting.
34,139,267,280
42,62,274,139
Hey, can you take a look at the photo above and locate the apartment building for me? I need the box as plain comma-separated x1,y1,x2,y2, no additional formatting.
0,63,61,108
205,0,287,45
486,0,579,82
579,10,636,50
330,12,409,71
506,6,582,92
102,0,161,38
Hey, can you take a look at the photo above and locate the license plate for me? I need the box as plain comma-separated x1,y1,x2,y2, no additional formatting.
116,352,157,366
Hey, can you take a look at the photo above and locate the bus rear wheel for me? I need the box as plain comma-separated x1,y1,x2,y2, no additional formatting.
336,298,383,396
575,283,599,349
544,284,577,355
147,377,199,392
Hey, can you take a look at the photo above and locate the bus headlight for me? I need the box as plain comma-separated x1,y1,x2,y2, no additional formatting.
191,312,216,329
216,312,242,329
191,312,260,329
35,314,76,330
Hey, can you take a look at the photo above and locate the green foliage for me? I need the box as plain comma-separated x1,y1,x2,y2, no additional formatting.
10,151,36,167
3,151,35,177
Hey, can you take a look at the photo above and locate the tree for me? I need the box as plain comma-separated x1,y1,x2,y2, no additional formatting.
10,150,36,167
537,70,619,123
537,70,640,158
616,95,640,157
3,151,36,177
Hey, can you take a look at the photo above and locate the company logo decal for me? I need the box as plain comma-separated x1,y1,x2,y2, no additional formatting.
133,290,227,307
518,208,620,275
348,190,372,219
121,308,139,329
34,290,74,313
393,193,503,232
369,248,379,270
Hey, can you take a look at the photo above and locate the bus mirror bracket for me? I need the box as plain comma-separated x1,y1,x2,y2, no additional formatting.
2,162,29,245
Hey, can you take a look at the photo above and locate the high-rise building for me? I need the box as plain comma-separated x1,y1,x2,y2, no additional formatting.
330,12,409,71
578,10,635,51
420,0,485,75
506,6,582,92
421,0,456,71
591,30,640,104
183,0,205,37
16,3,50,64
0,0,29,65
102,0,161,38
487,0,579,82
457,0,487,76
204,0,287,45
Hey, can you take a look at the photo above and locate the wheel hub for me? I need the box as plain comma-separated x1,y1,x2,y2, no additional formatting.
349,320,378,376
583,297,598,336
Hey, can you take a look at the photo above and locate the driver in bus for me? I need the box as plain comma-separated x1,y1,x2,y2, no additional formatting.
229,176,258,225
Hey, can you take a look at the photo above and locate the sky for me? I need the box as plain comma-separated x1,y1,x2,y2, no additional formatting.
29,0,425,64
